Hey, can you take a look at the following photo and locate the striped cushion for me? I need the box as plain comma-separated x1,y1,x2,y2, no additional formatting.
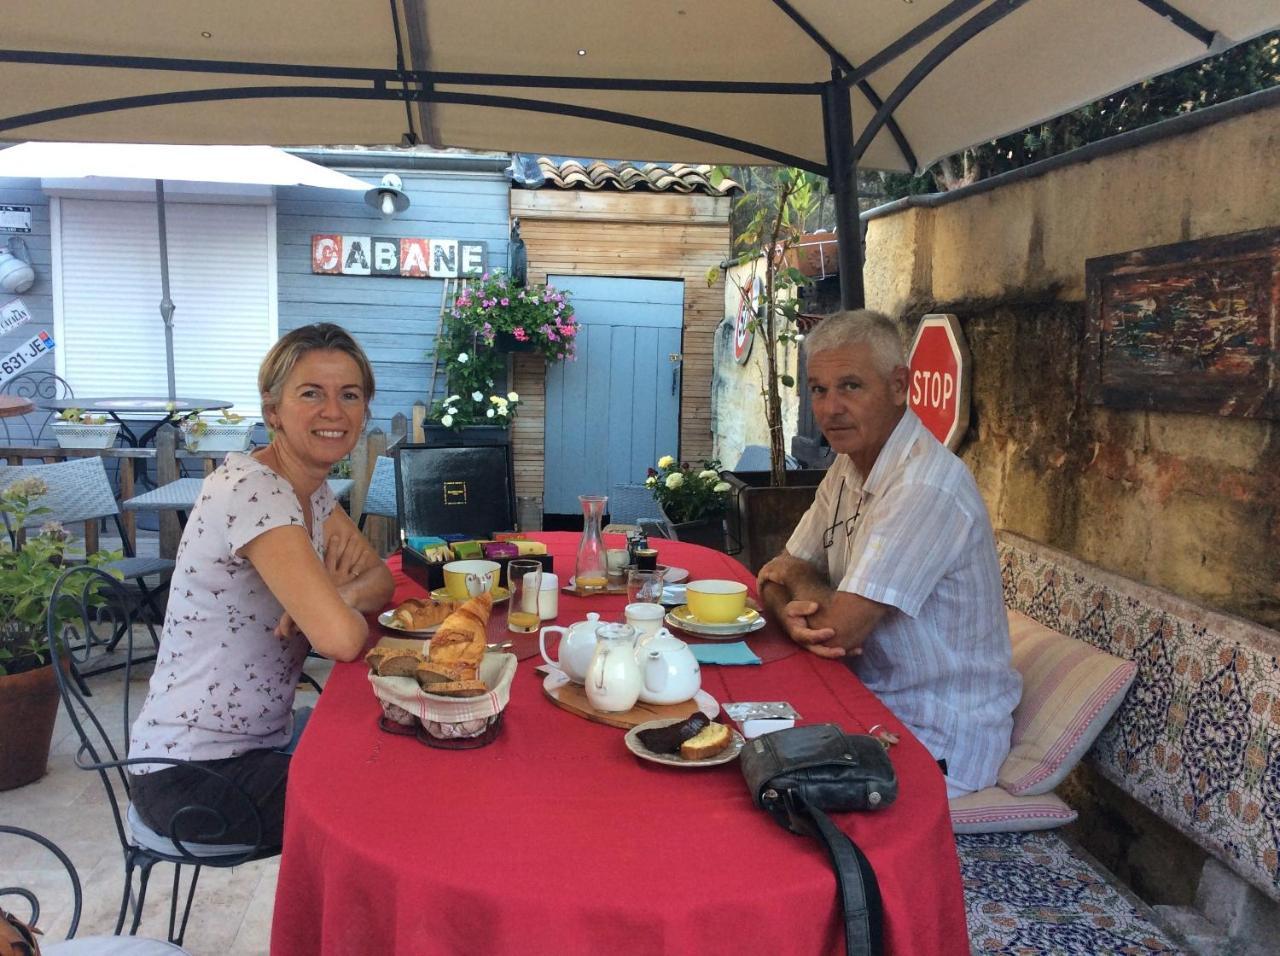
950,786,1078,834
998,610,1138,796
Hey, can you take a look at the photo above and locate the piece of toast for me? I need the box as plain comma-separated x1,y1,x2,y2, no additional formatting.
414,660,477,688
421,678,489,698
680,721,732,760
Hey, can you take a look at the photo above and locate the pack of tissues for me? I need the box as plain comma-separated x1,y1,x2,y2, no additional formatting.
722,701,801,739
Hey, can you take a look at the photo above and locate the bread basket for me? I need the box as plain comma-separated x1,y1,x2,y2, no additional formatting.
369,652,517,749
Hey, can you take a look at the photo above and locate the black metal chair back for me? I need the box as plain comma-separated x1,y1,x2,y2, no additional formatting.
45,565,277,945
0,369,74,445
0,824,83,942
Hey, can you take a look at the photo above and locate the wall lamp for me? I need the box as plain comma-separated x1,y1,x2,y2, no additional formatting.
365,173,410,220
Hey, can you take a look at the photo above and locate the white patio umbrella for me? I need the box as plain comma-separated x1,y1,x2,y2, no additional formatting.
0,142,373,399
0,1,1275,308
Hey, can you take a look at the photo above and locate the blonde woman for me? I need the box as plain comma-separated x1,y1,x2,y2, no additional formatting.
128,323,394,846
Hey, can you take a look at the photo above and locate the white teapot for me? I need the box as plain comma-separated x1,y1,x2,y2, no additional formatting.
635,628,701,705
539,612,603,684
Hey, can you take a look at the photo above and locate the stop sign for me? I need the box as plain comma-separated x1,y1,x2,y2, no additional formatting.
908,313,971,450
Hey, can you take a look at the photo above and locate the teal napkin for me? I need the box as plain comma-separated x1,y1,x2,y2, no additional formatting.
691,642,761,666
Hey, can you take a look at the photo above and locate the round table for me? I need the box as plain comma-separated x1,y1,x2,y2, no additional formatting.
271,534,967,955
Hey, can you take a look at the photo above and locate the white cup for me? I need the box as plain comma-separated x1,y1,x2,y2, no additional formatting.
624,601,665,639
523,571,559,621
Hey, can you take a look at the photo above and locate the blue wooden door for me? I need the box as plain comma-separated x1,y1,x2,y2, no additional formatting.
544,275,683,515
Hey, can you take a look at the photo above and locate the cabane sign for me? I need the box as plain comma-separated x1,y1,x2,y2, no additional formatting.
311,235,488,278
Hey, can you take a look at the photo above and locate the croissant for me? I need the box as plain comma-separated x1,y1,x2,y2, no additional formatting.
391,597,453,630
427,592,492,668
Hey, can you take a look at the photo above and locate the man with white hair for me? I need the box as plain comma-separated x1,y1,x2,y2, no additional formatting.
757,309,1020,797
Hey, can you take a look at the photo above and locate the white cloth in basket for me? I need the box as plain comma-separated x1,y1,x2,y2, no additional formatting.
369,653,517,739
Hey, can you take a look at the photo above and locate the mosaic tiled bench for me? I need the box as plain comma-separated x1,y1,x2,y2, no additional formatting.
957,531,1280,954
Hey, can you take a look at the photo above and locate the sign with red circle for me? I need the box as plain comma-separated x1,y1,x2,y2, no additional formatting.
732,275,763,365
907,313,971,450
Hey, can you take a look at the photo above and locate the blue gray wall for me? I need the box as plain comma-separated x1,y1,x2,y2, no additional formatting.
275,154,511,433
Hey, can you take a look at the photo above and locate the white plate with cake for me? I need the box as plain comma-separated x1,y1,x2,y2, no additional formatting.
625,715,745,768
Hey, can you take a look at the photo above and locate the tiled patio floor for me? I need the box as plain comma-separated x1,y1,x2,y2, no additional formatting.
1,635,333,955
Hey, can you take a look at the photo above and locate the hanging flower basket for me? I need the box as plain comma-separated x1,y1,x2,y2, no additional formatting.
52,421,120,449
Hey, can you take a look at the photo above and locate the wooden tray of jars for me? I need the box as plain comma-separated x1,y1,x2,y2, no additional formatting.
540,667,718,729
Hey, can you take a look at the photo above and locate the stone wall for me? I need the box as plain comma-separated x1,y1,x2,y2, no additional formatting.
863,94,1280,632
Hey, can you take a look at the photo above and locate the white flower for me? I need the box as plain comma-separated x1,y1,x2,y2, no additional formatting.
507,391,519,402
440,414,454,427
497,406,509,417
699,469,718,481
713,481,731,493
665,472,684,490
645,476,657,487
445,394,460,403
457,352,469,364
657,455,675,469
490,395,502,404
794,333,805,343
486,408,496,418
446,406,458,416
471,391,484,402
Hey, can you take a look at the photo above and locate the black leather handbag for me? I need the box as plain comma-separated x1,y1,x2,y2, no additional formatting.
740,724,898,956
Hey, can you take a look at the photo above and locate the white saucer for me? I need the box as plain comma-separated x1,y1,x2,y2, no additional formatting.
665,606,766,640
624,719,745,768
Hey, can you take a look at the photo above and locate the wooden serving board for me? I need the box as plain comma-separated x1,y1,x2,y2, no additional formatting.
540,667,716,729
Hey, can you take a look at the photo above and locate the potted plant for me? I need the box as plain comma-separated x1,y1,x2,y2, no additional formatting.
425,269,577,444
51,408,120,449
181,410,256,453
645,455,732,551
0,477,118,790
710,166,831,570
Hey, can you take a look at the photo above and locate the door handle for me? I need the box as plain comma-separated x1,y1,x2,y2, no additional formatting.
669,352,682,396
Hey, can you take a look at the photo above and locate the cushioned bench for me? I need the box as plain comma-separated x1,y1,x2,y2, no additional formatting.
954,531,1280,953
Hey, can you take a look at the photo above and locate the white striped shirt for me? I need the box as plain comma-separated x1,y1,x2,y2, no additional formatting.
787,409,1020,792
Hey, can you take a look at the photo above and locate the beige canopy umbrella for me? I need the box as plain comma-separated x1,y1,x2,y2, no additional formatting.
1,1,1276,307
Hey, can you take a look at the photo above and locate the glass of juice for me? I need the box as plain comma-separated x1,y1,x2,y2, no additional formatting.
507,559,543,634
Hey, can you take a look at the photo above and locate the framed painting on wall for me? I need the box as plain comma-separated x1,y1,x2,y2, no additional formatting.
1084,227,1279,419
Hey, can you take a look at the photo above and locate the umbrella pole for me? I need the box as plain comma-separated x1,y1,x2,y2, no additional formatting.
822,72,866,311
156,180,177,401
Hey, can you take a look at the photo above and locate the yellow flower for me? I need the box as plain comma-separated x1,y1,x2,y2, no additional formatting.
657,455,675,469
665,472,684,490
698,469,718,481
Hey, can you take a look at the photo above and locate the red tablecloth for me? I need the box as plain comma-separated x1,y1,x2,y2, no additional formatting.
271,533,968,955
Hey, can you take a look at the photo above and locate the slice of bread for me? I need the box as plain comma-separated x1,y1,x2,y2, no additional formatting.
422,679,489,698
375,650,425,678
680,721,732,760
414,660,476,688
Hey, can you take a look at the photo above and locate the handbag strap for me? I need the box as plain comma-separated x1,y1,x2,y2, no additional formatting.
783,789,884,956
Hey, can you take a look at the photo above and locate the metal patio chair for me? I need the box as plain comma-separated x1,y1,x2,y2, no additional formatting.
0,824,192,954
45,566,280,947
0,457,174,672
0,369,74,446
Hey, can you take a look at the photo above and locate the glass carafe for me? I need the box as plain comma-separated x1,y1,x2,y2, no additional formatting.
575,494,609,591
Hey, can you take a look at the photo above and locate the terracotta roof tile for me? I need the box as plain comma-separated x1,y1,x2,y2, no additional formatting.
530,157,740,195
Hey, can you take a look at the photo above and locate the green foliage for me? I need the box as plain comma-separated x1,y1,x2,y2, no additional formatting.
881,32,1279,198
0,477,120,675
56,408,108,426
429,270,576,430
646,456,731,524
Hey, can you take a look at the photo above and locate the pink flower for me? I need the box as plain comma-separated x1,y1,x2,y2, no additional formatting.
500,297,509,307
513,327,529,342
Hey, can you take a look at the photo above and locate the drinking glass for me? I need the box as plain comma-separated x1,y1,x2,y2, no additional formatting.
626,568,664,604
507,559,542,634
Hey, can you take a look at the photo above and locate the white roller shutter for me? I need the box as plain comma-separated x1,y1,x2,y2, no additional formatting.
53,197,276,414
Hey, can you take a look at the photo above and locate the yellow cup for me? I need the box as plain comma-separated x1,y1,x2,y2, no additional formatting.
442,559,501,600
685,580,748,623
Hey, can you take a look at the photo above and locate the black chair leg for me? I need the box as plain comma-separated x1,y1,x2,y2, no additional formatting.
170,862,203,946
115,857,137,935
128,857,157,936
